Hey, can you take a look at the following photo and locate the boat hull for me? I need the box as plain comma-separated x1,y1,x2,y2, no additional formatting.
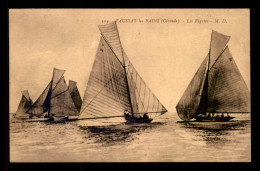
177,120,248,130
195,116,235,122
124,114,153,123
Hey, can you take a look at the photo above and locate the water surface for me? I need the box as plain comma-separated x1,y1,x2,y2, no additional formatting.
10,112,250,162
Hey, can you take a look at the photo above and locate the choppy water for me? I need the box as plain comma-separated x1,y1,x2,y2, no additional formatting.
10,112,251,162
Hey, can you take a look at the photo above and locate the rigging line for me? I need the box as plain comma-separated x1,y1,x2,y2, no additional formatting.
50,89,70,99
52,75,66,92
209,45,229,70
80,70,126,114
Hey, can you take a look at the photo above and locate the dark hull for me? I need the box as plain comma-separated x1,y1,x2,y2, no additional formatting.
195,116,235,122
124,115,153,123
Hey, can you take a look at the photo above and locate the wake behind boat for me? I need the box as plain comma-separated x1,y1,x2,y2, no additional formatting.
176,30,250,122
78,21,167,125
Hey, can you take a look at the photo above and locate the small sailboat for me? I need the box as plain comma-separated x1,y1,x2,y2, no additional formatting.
176,30,250,122
26,68,79,121
13,90,33,119
79,21,167,124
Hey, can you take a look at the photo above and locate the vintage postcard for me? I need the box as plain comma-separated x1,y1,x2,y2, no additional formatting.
9,9,250,162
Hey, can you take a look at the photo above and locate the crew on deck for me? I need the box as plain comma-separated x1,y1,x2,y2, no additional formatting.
124,110,131,120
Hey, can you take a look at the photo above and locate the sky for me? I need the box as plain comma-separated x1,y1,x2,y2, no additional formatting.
9,9,250,113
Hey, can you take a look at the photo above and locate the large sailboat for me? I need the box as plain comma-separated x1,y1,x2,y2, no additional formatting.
176,30,250,122
79,21,167,123
26,68,79,121
13,90,33,119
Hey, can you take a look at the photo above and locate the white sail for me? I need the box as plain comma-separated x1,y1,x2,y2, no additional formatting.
124,52,167,118
79,37,132,119
80,22,168,120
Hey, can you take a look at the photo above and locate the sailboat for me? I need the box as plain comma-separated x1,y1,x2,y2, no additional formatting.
79,21,167,124
13,90,33,119
26,68,79,121
176,30,250,122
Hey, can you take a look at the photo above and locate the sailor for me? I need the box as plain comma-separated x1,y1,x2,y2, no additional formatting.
214,114,220,118
143,113,149,120
226,113,230,117
124,110,131,119
124,110,129,115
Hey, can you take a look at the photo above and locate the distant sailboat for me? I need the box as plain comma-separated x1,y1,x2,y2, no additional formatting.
176,30,250,122
79,21,167,123
68,80,82,112
26,68,79,121
14,90,33,118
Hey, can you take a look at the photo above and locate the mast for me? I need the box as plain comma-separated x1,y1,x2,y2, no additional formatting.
203,31,213,115
114,22,134,116
47,73,54,117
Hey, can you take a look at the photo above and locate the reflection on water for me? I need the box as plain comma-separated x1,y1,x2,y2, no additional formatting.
177,120,250,145
79,122,165,146
10,112,251,162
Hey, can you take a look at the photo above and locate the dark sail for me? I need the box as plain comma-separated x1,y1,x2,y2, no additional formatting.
68,80,82,112
15,90,33,116
79,36,132,119
176,56,208,120
27,68,78,117
51,68,65,91
207,46,250,112
26,82,51,116
209,30,230,69
49,77,78,117
176,30,250,120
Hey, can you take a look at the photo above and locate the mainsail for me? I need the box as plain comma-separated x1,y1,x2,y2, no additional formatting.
176,30,250,120
26,68,78,117
79,22,167,119
15,90,33,116
68,80,82,112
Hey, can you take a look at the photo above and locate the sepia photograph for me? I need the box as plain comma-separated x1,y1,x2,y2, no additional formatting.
9,9,250,162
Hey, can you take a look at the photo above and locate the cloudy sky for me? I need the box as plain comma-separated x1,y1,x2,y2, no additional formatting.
9,9,250,113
